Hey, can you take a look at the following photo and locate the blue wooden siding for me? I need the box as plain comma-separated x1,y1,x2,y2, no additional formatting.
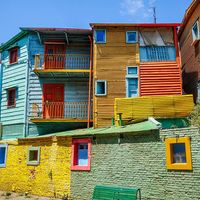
140,46,176,62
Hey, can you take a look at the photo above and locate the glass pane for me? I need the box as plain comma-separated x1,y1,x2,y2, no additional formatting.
127,32,137,42
128,78,138,97
128,67,137,75
29,150,38,161
193,23,198,39
171,143,186,163
97,82,105,95
78,143,88,166
96,30,105,43
0,147,6,164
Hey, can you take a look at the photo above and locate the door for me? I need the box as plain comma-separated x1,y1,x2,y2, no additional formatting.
43,84,64,119
44,44,66,69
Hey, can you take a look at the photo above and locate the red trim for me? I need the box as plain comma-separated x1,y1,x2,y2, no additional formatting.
9,47,18,64
7,88,16,108
71,138,91,171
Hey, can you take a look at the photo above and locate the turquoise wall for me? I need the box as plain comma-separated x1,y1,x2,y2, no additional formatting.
0,36,28,139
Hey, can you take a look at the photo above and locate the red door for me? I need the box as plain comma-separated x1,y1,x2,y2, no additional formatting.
43,84,64,119
44,44,66,69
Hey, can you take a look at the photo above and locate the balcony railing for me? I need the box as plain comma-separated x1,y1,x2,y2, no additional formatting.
34,54,90,70
140,46,176,62
31,101,93,120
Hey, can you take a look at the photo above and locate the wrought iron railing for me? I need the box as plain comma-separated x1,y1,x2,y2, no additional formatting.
34,54,90,70
31,101,93,120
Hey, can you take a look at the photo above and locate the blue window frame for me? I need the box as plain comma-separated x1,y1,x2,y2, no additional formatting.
126,31,138,43
126,67,139,97
94,29,106,43
0,144,8,168
95,80,107,96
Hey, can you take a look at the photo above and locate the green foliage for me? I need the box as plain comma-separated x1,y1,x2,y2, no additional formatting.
189,104,200,128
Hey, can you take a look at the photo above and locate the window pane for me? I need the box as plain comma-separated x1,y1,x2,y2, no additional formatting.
0,147,6,164
171,143,186,163
127,32,137,42
128,67,137,75
29,150,38,161
78,143,88,166
96,81,106,95
128,78,138,97
96,30,105,43
193,23,199,39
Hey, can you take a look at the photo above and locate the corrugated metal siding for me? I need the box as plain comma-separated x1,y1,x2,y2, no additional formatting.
0,36,28,126
114,95,194,126
140,62,182,96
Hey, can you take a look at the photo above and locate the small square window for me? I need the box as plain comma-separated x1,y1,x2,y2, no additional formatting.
0,144,8,168
9,47,18,64
95,80,107,96
27,147,40,166
126,31,138,43
71,138,91,171
7,88,16,108
94,29,106,43
127,67,138,75
165,137,192,170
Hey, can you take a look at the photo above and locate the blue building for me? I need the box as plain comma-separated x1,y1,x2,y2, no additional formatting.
0,28,93,139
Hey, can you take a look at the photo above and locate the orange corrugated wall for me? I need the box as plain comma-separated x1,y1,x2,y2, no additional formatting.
140,62,182,96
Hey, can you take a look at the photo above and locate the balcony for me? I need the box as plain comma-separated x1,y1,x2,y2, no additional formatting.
30,101,93,123
140,46,176,62
33,54,91,78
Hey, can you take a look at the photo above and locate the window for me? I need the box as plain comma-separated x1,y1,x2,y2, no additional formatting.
198,82,200,103
27,147,40,166
94,29,106,43
0,144,8,168
9,47,18,64
126,31,138,43
165,137,192,170
126,67,139,97
7,88,16,108
192,20,199,43
71,138,91,171
95,80,107,96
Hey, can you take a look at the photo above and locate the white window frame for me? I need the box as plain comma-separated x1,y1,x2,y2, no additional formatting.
94,29,106,44
95,80,107,96
27,147,40,166
126,66,139,97
126,31,138,43
192,20,200,42
0,144,8,168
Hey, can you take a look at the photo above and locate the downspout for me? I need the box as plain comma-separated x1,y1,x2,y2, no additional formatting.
87,35,93,128
24,35,31,137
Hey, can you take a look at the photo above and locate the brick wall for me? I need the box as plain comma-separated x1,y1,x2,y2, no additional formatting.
70,127,200,200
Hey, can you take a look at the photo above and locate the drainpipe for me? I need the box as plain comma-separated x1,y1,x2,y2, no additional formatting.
87,35,93,128
24,35,31,137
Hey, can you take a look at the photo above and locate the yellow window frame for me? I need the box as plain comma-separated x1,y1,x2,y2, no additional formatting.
165,137,192,170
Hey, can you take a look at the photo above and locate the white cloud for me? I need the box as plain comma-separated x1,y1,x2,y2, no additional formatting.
120,0,157,21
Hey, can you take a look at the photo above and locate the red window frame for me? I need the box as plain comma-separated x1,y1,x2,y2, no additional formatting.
71,138,91,171
9,47,18,64
7,88,16,108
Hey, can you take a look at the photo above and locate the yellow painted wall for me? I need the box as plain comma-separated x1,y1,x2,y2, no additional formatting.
0,136,72,198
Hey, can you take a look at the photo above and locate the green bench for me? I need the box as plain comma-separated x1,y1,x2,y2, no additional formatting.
92,185,141,200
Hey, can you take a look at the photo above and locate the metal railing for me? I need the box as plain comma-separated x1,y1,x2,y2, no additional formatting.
140,46,176,62
34,54,90,70
31,101,93,120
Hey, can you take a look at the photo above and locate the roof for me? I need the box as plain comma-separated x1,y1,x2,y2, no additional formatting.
178,0,200,38
19,120,160,141
90,23,181,28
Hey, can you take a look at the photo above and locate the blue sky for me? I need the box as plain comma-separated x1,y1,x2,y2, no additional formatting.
0,0,191,44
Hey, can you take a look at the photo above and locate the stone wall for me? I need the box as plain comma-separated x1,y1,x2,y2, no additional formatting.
70,127,200,200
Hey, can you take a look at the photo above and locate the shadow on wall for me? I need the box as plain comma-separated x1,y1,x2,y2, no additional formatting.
182,70,198,103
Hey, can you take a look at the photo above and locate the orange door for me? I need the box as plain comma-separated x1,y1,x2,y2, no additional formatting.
44,44,66,69
43,84,64,119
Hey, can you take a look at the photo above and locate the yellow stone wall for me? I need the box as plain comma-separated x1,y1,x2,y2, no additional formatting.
0,136,72,198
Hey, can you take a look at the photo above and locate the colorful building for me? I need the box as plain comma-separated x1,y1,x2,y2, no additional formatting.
178,0,200,103
0,28,93,139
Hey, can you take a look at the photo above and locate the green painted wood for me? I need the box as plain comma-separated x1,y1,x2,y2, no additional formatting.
92,185,141,200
